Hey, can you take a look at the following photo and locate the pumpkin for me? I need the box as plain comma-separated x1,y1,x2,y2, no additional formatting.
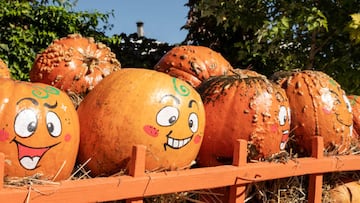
0,79,80,181
277,70,353,155
77,68,206,177
196,73,291,166
154,45,234,88
30,33,121,97
348,95,360,138
329,181,360,203
0,58,10,79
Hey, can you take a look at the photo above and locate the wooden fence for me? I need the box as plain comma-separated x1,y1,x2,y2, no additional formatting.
0,136,359,203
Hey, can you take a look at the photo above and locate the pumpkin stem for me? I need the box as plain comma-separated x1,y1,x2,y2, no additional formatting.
83,57,99,75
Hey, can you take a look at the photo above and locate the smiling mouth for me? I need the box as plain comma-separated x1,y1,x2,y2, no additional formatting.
280,130,290,150
336,113,353,127
164,130,193,151
12,139,59,170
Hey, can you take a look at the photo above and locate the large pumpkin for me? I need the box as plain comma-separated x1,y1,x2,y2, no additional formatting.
77,68,206,177
196,74,291,166
348,95,360,138
30,33,121,96
0,58,10,79
278,70,353,155
154,45,233,88
0,79,80,180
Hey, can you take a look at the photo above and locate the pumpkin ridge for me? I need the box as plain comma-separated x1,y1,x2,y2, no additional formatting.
302,72,321,136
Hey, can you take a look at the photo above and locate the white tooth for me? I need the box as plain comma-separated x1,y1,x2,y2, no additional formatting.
173,139,179,148
168,137,173,146
280,142,286,150
283,130,289,134
179,140,184,148
184,138,191,145
20,156,40,170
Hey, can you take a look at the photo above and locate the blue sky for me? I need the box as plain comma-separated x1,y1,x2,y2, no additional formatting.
73,0,189,44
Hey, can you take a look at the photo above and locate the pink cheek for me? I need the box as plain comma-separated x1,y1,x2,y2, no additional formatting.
193,134,202,144
322,108,332,114
271,124,278,133
143,125,159,137
64,134,71,142
0,129,9,142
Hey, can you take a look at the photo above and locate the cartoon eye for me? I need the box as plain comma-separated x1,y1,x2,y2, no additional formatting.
278,106,287,126
14,109,38,138
343,95,352,113
157,106,179,126
188,113,199,133
46,111,62,137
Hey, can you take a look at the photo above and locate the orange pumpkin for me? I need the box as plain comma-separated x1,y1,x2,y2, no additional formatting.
30,33,121,96
348,95,360,138
196,74,291,166
0,58,10,79
77,68,206,177
278,70,353,155
154,45,233,88
0,79,80,180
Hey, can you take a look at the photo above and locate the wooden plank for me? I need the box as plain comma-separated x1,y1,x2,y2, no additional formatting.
308,136,324,203
229,139,247,203
126,145,146,203
1,153,360,202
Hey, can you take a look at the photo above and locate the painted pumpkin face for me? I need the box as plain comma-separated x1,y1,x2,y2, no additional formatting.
279,70,353,155
0,79,80,180
77,68,205,177
196,74,291,166
154,45,233,88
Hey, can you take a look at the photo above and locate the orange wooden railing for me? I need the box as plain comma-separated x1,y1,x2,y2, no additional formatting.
0,136,359,203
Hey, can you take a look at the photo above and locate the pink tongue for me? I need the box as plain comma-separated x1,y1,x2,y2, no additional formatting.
18,143,49,159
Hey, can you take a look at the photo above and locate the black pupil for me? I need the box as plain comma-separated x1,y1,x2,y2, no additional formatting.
47,123,54,133
169,116,176,124
189,119,193,128
27,121,36,132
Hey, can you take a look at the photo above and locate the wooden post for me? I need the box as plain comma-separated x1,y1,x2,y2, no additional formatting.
229,139,248,203
126,145,147,203
308,136,324,203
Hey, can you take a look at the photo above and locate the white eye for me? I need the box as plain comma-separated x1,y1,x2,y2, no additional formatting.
278,106,287,126
14,109,38,138
343,95,352,113
157,106,179,126
188,113,199,133
46,111,62,137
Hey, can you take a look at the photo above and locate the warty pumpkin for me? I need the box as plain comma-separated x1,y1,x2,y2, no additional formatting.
30,33,121,97
0,58,10,79
196,73,291,166
277,70,353,155
77,68,206,177
154,45,233,88
0,79,80,181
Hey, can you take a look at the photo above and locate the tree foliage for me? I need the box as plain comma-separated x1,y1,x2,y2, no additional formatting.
183,0,360,94
0,0,113,80
103,33,173,68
